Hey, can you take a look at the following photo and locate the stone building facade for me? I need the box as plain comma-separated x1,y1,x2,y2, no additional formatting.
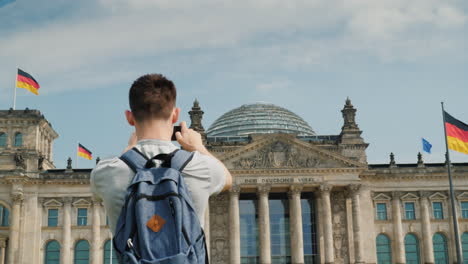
0,100,467,264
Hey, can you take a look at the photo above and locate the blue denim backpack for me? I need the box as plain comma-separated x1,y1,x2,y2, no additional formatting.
113,148,208,264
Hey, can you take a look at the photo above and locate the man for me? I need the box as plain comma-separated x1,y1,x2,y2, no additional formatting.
91,73,232,235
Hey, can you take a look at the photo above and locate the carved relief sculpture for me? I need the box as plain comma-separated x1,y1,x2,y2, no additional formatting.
332,191,349,264
14,152,26,170
209,193,229,264
233,141,324,169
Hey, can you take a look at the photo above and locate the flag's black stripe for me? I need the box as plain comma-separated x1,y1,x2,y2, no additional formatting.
18,68,39,84
78,143,92,154
444,111,468,131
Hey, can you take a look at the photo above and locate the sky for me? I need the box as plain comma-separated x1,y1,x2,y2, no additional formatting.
0,0,467,169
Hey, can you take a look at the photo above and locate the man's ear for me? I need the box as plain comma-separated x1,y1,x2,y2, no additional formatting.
125,110,135,126
171,107,180,124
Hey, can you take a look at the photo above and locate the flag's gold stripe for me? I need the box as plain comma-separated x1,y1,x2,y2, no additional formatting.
447,136,468,155
78,152,92,160
16,81,39,95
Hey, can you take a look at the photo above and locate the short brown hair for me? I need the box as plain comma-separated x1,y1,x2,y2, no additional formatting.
129,74,177,121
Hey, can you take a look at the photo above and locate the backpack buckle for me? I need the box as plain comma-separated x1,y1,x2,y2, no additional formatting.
127,238,134,249
126,238,141,259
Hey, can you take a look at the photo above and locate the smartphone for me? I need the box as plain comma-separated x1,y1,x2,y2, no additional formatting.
171,126,182,141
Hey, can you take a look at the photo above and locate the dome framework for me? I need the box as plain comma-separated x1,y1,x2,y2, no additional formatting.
206,103,316,137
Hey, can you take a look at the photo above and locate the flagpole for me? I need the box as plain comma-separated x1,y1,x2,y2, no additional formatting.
110,234,113,263
13,68,17,110
441,102,463,264
76,142,78,169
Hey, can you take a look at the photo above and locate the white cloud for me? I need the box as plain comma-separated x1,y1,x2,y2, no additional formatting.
0,0,466,94
256,80,292,92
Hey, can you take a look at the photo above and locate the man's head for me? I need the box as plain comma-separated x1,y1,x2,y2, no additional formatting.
126,74,179,126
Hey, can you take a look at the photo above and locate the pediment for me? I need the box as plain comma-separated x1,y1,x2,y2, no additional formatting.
457,192,468,200
220,134,366,170
43,199,63,207
72,198,91,207
401,193,419,201
373,193,391,201
429,192,447,200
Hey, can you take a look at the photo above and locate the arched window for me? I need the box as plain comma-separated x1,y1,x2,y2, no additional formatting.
103,240,118,264
405,234,420,264
376,234,392,264
462,232,468,264
0,133,6,147
44,240,60,264
433,233,448,264
14,132,22,147
74,240,90,264
0,205,9,227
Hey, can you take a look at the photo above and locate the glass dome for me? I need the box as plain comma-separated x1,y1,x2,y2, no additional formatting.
206,103,316,137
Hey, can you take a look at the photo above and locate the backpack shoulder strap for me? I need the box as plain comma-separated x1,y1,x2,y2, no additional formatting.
170,149,195,171
119,147,148,173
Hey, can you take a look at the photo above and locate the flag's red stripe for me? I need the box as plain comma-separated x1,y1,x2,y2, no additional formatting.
17,75,40,89
446,122,468,143
78,146,92,156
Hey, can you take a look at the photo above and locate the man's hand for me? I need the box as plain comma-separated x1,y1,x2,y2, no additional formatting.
175,121,207,154
176,121,232,191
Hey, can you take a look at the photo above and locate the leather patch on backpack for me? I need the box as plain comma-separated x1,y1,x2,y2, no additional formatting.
146,214,166,233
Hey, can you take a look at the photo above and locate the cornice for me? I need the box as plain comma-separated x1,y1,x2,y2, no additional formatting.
231,167,366,175
361,172,468,181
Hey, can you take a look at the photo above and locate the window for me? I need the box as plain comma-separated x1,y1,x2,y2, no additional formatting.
74,240,89,264
77,208,87,226
48,209,58,227
240,195,259,264
433,233,448,264
0,205,9,227
376,203,387,220
14,132,22,147
433,202,444,219
461,202,468,219
404,234,420,264
103,240,118,264
405,202,416,220
45,240,60,264
270,195,291,264
301,195,318,264
462,233,468,264
376,234,392,264
0,133,6,147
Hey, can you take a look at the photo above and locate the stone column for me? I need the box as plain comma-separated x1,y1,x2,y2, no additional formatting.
229,185,241,264
419,192,434,264
92,199,101,264
62,198,72,264
7,190,23,264
258,185,271,264
289,185,304,264
349,184,364,264
392,192,405,264
0,239,6,264
319,184,334,264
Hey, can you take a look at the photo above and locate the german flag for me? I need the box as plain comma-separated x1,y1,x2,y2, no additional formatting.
444,111,468,155
16,69,40,95
78,143,92,160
